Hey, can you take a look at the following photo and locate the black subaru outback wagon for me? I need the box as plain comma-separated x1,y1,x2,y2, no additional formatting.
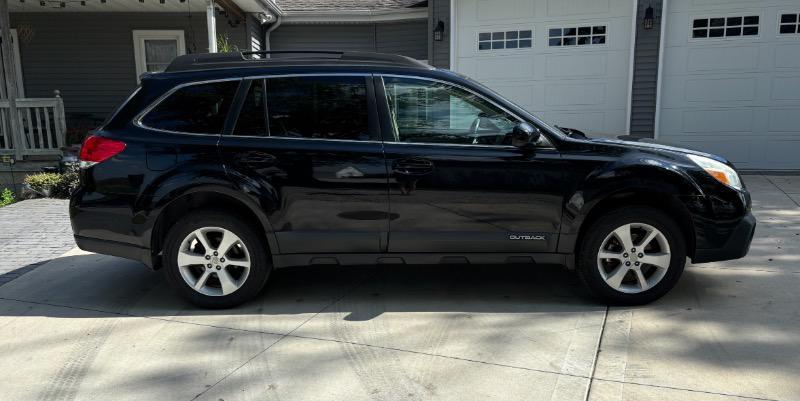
70,51,755,308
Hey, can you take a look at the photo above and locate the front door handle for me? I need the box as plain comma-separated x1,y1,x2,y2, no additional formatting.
239,151,276,168
392,158,434,176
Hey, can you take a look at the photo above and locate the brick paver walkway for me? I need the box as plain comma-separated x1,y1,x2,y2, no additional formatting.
0,199,74,278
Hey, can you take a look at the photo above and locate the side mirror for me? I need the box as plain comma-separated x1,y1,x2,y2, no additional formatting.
511,122,540,148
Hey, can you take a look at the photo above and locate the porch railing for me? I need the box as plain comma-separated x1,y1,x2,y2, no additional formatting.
0,91,66,157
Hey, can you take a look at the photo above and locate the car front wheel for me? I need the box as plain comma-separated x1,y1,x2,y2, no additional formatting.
163,211,271,308
577,206,687,305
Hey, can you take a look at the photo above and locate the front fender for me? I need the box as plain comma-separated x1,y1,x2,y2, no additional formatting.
560,154,706,239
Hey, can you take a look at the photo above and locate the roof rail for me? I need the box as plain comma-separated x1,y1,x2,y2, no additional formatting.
165,51,432,72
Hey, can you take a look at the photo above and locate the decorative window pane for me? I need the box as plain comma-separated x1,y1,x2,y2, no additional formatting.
691,15,759,39
549,25,607,46
779,13,800,35
478,29,533,51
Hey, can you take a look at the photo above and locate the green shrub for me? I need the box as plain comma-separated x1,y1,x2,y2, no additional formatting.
24,172,62,196
24,164,80,199
0,188,14,207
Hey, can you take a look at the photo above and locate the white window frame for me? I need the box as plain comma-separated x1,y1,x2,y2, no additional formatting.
546,24,609,48
777,11,800,37
132,30,186,82
687,13,761,42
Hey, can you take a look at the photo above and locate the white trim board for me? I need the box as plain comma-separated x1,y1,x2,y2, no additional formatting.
132,30,186,83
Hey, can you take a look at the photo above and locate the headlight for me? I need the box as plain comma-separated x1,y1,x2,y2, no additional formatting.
687,154,742,190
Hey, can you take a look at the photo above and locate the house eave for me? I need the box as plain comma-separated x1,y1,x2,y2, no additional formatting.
281,8,428,24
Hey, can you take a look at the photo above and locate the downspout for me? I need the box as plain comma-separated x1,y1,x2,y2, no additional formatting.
263,13,282,52
259,0,283,54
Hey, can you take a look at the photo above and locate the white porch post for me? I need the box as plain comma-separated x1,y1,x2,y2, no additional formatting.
206,0,217,53
0,0,23,159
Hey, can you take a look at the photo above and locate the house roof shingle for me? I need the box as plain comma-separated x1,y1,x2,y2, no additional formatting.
277,0,426,12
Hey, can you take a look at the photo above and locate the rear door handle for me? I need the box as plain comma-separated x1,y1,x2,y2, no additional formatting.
392,158,434,176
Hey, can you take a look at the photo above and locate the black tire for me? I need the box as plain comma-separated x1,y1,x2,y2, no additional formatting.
576,206,687,305
163,210,271,308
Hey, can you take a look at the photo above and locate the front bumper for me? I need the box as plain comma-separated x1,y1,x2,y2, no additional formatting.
692,212,756,263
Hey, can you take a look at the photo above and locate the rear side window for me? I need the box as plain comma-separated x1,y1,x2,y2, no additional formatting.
234,80,268,136
266,76,372,141
141,80,238,134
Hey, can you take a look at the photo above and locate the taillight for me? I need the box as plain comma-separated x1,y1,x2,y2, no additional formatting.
79,135,126,168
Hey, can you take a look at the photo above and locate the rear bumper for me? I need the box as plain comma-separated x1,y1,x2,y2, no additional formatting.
74,235,154,268
692,212,756,263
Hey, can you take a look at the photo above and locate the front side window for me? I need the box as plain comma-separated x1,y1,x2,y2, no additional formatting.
141,81,238,134
266,76,372,141
383,77,518,146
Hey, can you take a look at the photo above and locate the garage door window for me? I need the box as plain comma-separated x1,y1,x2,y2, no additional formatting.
692,16,759,38
478,30,532,51
548,26,606,46
779,13,799,34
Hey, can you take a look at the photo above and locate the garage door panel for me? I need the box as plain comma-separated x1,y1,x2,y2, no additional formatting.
768,109,800,132
659,0,800,168
771,77,800,101
476,0,536,20
546,0,611,16
684,77,757,102
776,44,800,68
454,0,633,137
686,46,760,72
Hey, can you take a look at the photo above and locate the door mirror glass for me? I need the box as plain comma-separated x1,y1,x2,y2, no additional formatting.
511,122,540,147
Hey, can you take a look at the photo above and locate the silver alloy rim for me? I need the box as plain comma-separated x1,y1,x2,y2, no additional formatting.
597,223,671,294
177,227,251,297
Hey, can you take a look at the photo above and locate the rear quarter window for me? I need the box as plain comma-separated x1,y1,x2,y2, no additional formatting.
140,80,239,134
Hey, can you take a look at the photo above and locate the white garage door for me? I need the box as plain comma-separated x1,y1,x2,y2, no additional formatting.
658,0,800,169
452,0,635,137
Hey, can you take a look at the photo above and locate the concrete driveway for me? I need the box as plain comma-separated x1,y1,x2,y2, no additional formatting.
0,174,798,401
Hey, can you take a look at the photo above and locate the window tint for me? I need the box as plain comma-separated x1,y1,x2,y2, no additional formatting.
383,77,518,146
266,76,372,141
142,81,238,134
234,80,267,136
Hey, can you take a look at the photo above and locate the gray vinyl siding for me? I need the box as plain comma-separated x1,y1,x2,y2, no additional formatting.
9,12,249,123
629,0,663,138
429,0,450,68
271,21,428,60
245,14,264,52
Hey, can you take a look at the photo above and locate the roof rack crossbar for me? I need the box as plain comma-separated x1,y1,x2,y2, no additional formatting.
165,50,433,72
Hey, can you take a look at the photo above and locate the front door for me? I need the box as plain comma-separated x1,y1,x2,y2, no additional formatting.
377,76,564,253
220,75,389,254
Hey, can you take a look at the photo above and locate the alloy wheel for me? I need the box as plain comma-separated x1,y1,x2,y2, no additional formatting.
177,227,251,296
597,222,671,294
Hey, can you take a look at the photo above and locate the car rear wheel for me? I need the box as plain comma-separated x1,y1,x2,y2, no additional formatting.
163,211,271,308
577,206,686,305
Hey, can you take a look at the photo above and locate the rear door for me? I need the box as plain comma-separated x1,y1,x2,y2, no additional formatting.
377,75,565,254
219,74,389,254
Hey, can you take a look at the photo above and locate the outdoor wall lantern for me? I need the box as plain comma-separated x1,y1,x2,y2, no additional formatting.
434,20,445,41
643,5,655,30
